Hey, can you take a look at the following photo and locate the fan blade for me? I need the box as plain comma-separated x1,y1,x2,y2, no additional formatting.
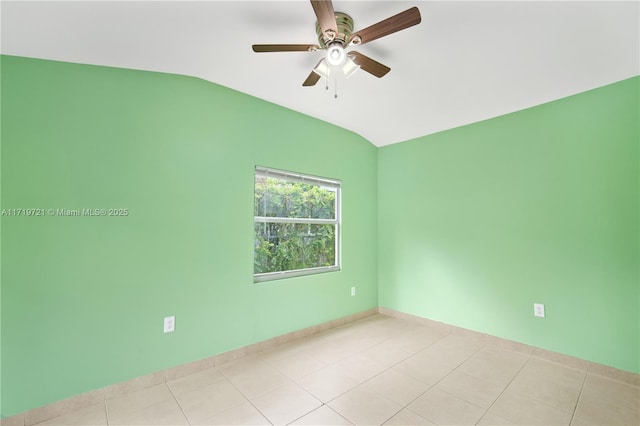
350,7,421,45
252,44,320,52
303,60,324,86
310,0,338,37
303,71,322,87
350,51,390,78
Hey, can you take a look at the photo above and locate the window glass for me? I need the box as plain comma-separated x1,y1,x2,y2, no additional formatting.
254,167,341,282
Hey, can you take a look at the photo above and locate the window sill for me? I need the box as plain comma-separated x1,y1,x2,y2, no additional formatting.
254,265,341,283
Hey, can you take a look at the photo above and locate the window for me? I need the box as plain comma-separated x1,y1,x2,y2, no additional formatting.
254,166,341,282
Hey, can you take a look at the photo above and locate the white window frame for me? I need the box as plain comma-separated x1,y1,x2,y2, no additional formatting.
254,166,341,282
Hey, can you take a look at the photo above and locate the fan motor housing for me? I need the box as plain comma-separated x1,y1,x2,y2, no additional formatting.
316,12,354,47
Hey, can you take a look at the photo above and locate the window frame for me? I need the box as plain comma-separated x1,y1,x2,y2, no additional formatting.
253,166,341,283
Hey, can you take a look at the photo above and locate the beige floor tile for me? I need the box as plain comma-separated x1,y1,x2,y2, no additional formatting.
250,382,322,425
331,354,387,383
106,384,174,420
488,388,573,425
436,370,506,408
109,398,188,425
384,409,436,425
392,354,454,387
307,337,376,365
194,401,270,426
385,326,449,354
507,358,585,412
408,388,485,426
302,342,356,365
573,375,639,426
581,373,640,411
291,405,353,425
570,416,594,425
358,340,413,368
219,358,292,399
33,403,107,426
570,412,639,426
295,364,361,402
457,347,529,386
173,378,247,424
410,334,483,370
167,367,226,396
328,386,403,426
262,350,327,380
362,369,430,406
476,413,515,425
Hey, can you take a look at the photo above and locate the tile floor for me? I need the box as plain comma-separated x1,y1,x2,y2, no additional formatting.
34,315,639,425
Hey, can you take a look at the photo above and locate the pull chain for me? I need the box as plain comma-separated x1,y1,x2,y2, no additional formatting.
323,68,339,99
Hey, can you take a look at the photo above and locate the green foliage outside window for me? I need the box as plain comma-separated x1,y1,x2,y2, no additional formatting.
254,175,338,275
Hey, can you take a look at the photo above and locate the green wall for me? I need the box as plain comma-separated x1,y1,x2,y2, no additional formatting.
378,76,639,374
0,56,378,417
1,55,638,418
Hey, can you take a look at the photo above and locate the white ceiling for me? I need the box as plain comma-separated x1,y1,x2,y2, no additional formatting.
1,1,638,147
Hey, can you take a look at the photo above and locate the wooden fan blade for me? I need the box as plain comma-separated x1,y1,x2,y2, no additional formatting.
252,44,320,52
303,60,324,86
303,71,321,87
350,7,421,45
310,0,337,36
350,51,390,78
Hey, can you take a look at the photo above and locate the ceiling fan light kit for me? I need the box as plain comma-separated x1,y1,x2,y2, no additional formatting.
326,43,346,67
252,1,422,90
312,54,359,80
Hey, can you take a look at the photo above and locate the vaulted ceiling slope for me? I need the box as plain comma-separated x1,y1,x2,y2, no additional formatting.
1,1,638,147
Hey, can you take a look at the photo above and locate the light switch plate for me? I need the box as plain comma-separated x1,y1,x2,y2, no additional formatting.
534,303,545,318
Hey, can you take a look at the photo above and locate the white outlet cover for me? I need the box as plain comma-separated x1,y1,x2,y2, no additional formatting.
534,303,545,318
351,287,356,296
164,316,175,333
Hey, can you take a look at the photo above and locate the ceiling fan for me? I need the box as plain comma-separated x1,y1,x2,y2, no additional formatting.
252,1,422,87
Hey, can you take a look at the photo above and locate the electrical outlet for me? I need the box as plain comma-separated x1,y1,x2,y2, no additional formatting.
164,316,175,333
534,303,545,318
351,287,356,296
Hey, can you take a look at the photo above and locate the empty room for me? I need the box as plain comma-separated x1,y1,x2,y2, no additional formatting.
1,1,638,425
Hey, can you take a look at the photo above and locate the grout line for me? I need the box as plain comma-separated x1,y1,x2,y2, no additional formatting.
326,404,356,426
379,407,405,426
474,351,532,425
403,342,488,425
335,333,488,426
165,382,191,426
569,369,589,425
215,364,275,426
104,399,110,426
320,321,482,425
